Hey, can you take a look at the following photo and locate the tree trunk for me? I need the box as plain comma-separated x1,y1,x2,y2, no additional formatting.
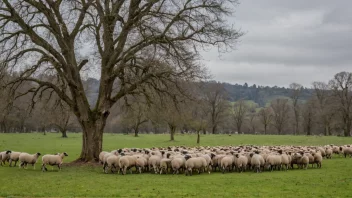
134,125,139,137
345,120,351,137
61,130,68,138
202,128,206,135
170,127,175,141
264,124,267,135
212,125,217,134
78,114,107,162
197,130,200,144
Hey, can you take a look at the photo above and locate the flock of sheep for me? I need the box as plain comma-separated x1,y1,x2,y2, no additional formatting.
0,151,68,171
100,144,352,175
1,144,352,175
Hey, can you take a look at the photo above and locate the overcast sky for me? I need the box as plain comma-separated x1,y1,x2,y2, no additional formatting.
201,0,352,88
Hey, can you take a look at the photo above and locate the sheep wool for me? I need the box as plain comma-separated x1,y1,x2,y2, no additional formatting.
41,152,68,172
19,152,41,169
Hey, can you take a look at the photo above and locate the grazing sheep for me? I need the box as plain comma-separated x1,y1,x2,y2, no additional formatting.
0,150,11,166
41,152,68,172
9,152,22,167
184,155,207,176
19,152,41,169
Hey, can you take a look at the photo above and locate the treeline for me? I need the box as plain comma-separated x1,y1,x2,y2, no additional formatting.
1,72,352,138
223,82,314,106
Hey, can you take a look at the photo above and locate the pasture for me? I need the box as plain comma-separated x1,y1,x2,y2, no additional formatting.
0,133,352,197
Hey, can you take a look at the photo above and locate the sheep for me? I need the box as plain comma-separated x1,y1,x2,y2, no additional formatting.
0,150,11,166
325,148,332,159
171,157,186,175
317,147,326,158
220,154,235,174
264,154,282,171
295,152,309,169
234,154,248,173
99,151,109,165
312,152,323,168
119,155,137,175
148,155,161,174
184,155,207,176
250,153,263,173
136,155,148,174
278,150,289,171
104,154,122,174
159,158,172,174
19,152,41,169
340,146,352,158
9,152,22,167
41,152,68,172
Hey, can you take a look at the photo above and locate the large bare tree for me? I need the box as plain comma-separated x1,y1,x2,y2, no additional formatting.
0,1,242,161
271,99,290,135
329,72,352,137
289,83,302,135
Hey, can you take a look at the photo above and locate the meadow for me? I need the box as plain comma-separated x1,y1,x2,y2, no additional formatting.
0,133,352,197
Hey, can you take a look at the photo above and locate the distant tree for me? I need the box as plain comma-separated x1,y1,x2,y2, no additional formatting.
312,81,336,136
121,99,149,137
258,107,273,135
204,83,230,134
289,83,303,135
302,98,315,135
271,99,290,135
233,100,249,134
329,72,352,136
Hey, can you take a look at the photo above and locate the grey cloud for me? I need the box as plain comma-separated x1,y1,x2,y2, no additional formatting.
202,0,352,87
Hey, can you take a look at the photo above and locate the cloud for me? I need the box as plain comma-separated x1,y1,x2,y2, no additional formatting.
202,0,352,87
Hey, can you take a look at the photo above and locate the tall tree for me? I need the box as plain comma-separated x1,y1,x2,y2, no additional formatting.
258,107,273,135
302,98,315,135
312,81,336,136
121,99,149,137
271,99,290,135
0,1,242,161
204,82,230,134
289,83,303,135
233,100,248,134
329,72,352,137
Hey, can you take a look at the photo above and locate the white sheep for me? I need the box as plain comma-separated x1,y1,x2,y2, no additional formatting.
41,152,68,172
0,150,11,166
9,152,22,167
19,152,41,169
184,155,207,176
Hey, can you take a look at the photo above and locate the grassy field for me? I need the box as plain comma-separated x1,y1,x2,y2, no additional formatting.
0,133,352,197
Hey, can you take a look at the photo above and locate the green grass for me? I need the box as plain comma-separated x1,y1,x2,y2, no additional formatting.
1,133,352,197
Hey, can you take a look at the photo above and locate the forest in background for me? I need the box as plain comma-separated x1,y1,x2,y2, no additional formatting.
1,71,351,138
